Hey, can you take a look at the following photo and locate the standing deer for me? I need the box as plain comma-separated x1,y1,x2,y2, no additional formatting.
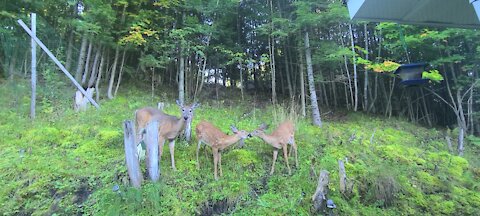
135,100,199,170
196,121,251,180
252,120,298,175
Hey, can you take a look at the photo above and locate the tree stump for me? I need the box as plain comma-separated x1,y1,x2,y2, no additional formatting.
312,170,329,212
74,87,95,112
123,120,142,188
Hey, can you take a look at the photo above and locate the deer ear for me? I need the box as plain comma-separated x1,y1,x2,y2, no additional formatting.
192,102,200,109
230,125,239,133
176,99,183,107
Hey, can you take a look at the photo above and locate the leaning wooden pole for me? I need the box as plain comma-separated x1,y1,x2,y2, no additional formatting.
123,120,142,188
17,19,100,109
145,120,160,182
30,13,36,119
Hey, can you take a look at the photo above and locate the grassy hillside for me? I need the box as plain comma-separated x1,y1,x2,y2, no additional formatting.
0,81,479,215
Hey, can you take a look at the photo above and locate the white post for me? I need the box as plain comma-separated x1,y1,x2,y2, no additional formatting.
124,120,142,188
17,19,100,109
146,120,160,182
30,13,36,119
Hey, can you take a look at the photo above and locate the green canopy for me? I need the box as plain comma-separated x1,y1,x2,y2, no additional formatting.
346,0,480,28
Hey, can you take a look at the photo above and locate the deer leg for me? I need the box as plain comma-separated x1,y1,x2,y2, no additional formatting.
213,148,219,180
219,151,223,177
169,139,177,171
196,140,202,170
270,150,278,175
293,141,298,168
158,136,165,163
283,145,291,175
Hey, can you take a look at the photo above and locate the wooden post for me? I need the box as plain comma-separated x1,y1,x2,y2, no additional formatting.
312,170,329,212
145,120,160,182
30,13,36,119
338,159,353,198
17,19,100,109
123,120,142,188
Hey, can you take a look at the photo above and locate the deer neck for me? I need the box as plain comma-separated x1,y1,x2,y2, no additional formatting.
219,134,243,148
173,117,187,133
257,133,280,148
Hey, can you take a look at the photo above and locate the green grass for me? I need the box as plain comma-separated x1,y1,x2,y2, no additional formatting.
0,80,479,215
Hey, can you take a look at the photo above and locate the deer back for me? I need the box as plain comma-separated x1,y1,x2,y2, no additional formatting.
196,121,229,147
136,107,164,131
270,120,295,144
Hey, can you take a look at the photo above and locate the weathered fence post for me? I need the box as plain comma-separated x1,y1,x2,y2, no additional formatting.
123,120,142,188
339,159,353,198
145,120,160,182
312,170,329,212
30,13,36,119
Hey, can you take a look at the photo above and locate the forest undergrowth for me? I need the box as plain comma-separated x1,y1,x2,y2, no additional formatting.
0,80,479,215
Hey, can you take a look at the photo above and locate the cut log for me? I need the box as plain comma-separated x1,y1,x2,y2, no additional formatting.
339,159,353,198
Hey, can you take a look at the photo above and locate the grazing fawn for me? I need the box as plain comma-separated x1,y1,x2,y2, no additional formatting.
135,100,199,170
252,120,298,175
196,121,251,180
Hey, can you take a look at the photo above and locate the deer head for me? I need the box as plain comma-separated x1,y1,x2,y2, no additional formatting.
230,125,251,147
176,99,200,121
251,123,268,137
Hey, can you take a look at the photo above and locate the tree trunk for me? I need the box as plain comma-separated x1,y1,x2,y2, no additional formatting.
88,45,102,88
304,30,322,127
74,33,88,82
114,49,127,97
81,39,93,85
298,44,306,117
65,30,74,72
363,23,369,111
284,44,293,100
269,0,276,104
179,50,185,104
95,48,106,102
349,23,359,111
107,47,120,99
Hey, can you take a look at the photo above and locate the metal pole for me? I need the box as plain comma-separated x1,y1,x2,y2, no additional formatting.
17,19,100,109
30,13,36,119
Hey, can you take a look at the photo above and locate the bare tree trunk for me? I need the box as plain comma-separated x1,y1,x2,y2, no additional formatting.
65,30,74,72
88,45,102,88
363,23,369,111
114,49,127,97
299,47,306,117
269,0,276,104
95,48,106,102
81,40,93,85
107,47,120,99
420,88,432,126
304,30,322,127
179,50,185,104
74,33,88,82
285,45,293,100
349,23,358,111
340,36,354,110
